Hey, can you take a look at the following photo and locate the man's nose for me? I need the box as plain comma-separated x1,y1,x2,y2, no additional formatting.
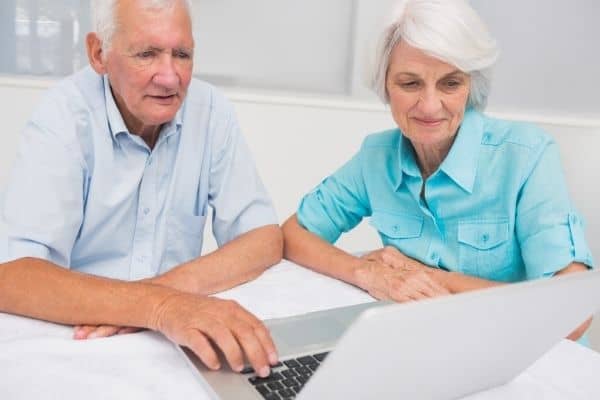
152,55,179,89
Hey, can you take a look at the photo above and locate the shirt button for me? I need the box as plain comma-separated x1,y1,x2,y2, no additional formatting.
481,233,490,243
430,252,438,261
143,207,150,215
392,225,399,232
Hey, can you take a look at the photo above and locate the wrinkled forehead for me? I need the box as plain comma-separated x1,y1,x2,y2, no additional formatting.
114,1,191,33
112,0,193,48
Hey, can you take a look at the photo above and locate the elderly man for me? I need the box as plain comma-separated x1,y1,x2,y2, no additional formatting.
0,0,281,377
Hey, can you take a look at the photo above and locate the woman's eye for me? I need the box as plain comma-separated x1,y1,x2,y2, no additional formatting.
443,80,461,89
401,81,419,89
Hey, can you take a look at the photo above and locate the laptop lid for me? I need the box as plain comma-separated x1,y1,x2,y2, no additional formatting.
298,269,600,399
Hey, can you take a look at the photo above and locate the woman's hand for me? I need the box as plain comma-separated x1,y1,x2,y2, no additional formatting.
361,246,427,270
357,247,450,302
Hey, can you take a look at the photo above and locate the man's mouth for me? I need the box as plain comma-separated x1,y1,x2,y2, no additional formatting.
147,94,178,103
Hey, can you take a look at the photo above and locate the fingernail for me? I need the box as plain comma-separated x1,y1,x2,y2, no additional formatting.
259,366,270,377
269,352,278,365
234,364,243,373
88,332,98,339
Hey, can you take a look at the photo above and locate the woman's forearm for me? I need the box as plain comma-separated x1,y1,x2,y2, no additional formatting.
282,214,369,288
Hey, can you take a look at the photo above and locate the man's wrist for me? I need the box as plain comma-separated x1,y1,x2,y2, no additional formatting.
143,286,183,332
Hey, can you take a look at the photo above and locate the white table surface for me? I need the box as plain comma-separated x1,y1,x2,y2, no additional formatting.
1,260,600,399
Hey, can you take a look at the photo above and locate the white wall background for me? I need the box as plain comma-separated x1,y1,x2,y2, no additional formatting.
1,1,599,347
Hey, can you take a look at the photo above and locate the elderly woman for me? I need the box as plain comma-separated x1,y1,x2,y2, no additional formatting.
282,0,594,340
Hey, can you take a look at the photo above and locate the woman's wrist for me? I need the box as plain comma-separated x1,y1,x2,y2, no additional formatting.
352,259,379,291
428,268,454,293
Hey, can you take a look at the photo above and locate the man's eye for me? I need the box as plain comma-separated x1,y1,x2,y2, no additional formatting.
175,51,191,59
137,51,155,59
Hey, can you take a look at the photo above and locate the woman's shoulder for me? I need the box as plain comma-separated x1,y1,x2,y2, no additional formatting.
361,128,402,150
480,113,554,150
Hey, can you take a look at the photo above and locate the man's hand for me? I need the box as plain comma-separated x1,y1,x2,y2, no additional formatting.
149,293,278,377
76,292,279,377
357,247,450,302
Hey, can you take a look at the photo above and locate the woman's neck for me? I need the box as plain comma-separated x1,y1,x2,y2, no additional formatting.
412,135,456,180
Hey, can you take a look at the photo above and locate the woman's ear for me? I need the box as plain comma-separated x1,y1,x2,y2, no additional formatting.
86,32,107,74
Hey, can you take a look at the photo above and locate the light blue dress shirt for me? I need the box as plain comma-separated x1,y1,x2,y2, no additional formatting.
1,66,277,280
298,109,593,281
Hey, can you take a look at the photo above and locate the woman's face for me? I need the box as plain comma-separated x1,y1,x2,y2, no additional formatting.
386,40,471,149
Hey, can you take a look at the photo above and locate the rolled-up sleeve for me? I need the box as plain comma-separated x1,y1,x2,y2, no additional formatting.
516,141,594,278
208,99,278,247
297,151,370,243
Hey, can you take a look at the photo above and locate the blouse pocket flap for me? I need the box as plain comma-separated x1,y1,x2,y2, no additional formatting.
458,220,509,250
370,211,423,239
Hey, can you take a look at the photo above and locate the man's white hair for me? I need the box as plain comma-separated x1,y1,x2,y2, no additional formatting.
369,0,499,111
91,0,192,51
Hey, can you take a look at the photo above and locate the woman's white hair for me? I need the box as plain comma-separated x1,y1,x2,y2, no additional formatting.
370,0,499,110
91,0,192,51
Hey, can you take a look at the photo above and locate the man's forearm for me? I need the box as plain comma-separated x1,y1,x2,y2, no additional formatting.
0,257,173,329
152,224,283,295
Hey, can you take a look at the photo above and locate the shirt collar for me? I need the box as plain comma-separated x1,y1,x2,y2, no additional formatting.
439,108,484,193
394,108,484,192
103,75,183,141
394,130,421,190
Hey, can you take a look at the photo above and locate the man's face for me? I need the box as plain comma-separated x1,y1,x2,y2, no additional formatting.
103,0,194,134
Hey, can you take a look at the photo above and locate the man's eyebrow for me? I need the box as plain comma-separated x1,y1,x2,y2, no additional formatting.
128,45,194,53
174,46,194,53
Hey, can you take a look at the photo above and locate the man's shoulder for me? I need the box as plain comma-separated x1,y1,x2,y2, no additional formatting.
43,66,103,107
31,67,104,128
184,78,234,115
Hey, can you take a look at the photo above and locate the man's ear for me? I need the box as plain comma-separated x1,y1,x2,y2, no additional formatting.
86,32,107,74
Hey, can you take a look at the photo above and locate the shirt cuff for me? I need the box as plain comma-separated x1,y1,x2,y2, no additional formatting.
521,213,594,279
297,192,342,244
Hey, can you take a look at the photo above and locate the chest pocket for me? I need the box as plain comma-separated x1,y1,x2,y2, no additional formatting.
370,211,424,249
458,220,512,279
163,211,206,269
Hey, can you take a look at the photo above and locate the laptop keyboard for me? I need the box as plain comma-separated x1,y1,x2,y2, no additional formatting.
243,351,329,399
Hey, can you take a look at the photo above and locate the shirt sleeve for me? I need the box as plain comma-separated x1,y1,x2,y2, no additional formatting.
1,94,85,267
207,99,278,247
516,140,594,279
296,149,371,243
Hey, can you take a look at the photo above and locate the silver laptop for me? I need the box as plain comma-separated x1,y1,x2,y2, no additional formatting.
180,269,600,399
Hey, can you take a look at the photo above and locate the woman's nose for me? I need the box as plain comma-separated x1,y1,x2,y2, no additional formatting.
417,88,443,115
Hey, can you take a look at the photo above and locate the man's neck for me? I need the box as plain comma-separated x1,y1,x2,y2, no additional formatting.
136,125,162,150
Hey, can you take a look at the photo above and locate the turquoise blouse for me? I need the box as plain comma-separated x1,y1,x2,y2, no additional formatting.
297,109,593,282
